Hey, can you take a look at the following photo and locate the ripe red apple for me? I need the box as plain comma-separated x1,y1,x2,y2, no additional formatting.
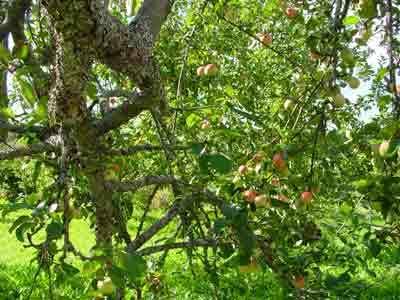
201,119,211,129
204,64,218,76
293,275,305,289
257,32,272,46
243,189,257,203
285,6,298,18
238,165,248,175
272,152,286,170
196,66,205,76
301,191,313,204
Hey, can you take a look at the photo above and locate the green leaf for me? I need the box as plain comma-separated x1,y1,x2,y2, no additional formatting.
343,16,360,26
121,252,147,282
200,154,233,174
8,215,31,233
61,262,80,276
186,113,202,128
46,221,64,240
15,45,29,60
17,77,38,107
0,43,11,64
15,222,33,242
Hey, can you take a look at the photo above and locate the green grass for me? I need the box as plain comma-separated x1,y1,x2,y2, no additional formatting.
1,208,400,299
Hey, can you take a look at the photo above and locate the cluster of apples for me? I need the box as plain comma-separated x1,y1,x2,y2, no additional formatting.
238,151,314,207
196,64,218,77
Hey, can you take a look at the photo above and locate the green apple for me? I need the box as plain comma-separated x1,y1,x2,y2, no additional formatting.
347,77,360,89
97,277,114,295
379,140,390,157
283,99,294,110
332,93,346,107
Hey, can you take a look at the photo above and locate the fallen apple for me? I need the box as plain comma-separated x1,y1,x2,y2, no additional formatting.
204,64,218,76
238,165,248,175
196,66,205,76
285,6,298,18
301,191,313,204
257,32,272,46
284,99,294,110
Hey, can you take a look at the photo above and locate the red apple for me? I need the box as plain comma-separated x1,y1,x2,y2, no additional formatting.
301,191,313,204
293,275,305,289
204,64,218,76
257,33,272,46
272,152,286,170
243,189,257,203
196,66,205,76
285,6,298,18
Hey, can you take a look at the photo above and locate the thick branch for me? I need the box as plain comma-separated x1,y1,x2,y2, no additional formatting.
133,0,175,40
0,119,45,134
0,143,55,160
128,196,192,252
116,175,177,193
107,144,191,156
137,239,222,256
93,90,154,135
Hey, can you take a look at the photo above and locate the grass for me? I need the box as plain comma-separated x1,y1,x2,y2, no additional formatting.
1,205,400,299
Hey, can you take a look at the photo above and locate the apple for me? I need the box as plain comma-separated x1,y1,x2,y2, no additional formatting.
254,194,270,207
301,191,313,204
196,66,205,76
257,33,272,46
238,165,248,175
204,64,218,76
97,277,114,295
347,77,360,89
379,140,390,157
252,152,264,162
293,275,305,289
201,119,211,129
272,152,286,170
285,6,298,18
341,48,355,65
243,189,257,203
283,99,294,110
332,93,346,107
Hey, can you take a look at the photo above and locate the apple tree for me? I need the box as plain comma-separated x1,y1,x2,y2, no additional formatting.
0,0,399,298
